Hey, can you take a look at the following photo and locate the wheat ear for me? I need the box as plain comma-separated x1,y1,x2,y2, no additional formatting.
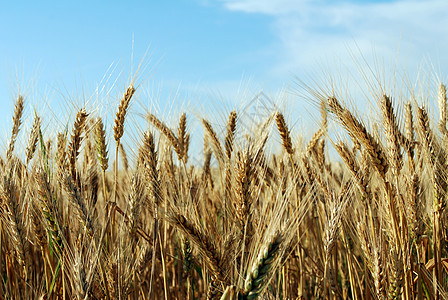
113,85,135,204
202,118,225,167
178,112,189,162
438,83,447,134
404,102,415,170
34,167,64,255
380,95,403,174
25,113,41,165
128,173,145,240
328,97,389,179
113,85,135,143
416,106,446,299
0,176,27,269
95,117,109,203
235,149,254,231
62,173,94,236
388,250,404,300
242,232,283,300
335,142,370,200
95,117,109,172
6,95,24,161
148,112,183,159
140,130,163,297
168,211,225,281
275,112,294,155
224,111,237,160
141,131,162,206
68,108,89,182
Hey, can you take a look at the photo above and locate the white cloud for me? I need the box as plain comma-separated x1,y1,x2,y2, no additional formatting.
223,0,312,15
220,0,448,84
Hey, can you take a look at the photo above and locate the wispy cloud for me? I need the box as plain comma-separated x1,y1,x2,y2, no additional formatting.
220,0,448,79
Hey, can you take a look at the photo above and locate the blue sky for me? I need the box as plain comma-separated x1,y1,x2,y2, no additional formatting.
1,0,448,153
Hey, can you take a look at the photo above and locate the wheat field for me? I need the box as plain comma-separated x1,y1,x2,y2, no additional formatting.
0,72,447,299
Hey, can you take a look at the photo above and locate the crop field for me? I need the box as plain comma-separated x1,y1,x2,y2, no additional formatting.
1,70,448,299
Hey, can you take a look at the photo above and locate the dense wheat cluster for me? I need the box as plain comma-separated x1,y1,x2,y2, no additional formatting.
1,74,448,299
